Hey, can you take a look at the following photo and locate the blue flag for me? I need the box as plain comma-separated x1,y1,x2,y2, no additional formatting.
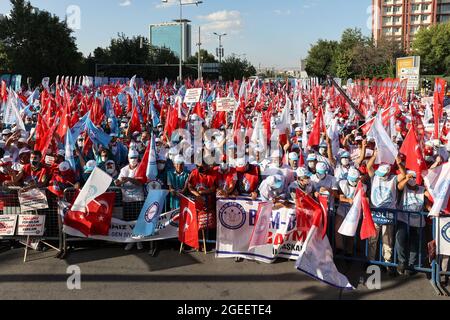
132,190,169,238
150,100,160,128
65,126,76,170
71,111,90,138
85,117,112,147
104,98,119,135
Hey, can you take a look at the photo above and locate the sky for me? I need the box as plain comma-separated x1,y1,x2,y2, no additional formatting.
0,0,373,69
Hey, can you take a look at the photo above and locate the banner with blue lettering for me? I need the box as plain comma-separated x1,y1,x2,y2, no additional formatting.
216,198,304,264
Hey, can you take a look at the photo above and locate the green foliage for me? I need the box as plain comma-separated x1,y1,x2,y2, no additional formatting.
220,55,256,81
0,0,83,84
185,49,218,64
412,22,450,75
304,39,339,79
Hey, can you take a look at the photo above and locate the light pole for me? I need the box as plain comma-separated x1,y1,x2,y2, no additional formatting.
161,0,203,83
214,32,227,64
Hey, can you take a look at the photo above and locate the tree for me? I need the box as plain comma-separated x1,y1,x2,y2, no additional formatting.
412,22,450,75
334,28,369,79
304,39,338,79
0,42,10,71
0,0,83,84
185,49,217,65
221,55,256,81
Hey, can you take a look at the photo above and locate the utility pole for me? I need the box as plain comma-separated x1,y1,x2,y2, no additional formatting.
197,26,202,80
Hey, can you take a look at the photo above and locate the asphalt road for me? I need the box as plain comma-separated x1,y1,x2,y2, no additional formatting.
0,241,447,300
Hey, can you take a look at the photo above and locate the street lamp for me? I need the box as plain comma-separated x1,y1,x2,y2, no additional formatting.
213,32,227,64
161,0,203,83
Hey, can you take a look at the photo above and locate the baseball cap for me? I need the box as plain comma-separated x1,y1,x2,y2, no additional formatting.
347,168,360,182
84,160,97,173
316,162,328,175
267,175,284,190
406,170,417,178
295,127,302,132
174,155,185,165
306,154,317,162
18,138,27,144
296,167,312,179
341,151,350,158
19,148,31,156
57,149,65,157
289,152,299,161
2,129,11,136
128,150,139,159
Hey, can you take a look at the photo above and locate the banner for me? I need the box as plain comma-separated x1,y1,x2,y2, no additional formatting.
17,215,46,236
216,198,304,264
437,216,450,256
18,189,49,212
183,88,202,104
61,200,179,243
0,215,17,236
216,97,236,112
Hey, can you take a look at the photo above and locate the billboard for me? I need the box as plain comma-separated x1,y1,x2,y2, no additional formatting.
396,56,420,91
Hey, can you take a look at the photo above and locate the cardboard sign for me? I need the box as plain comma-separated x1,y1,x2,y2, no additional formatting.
17,215,46,236
0,215,17,236
216,98,236,112
183,88,202,104
18,189,49,213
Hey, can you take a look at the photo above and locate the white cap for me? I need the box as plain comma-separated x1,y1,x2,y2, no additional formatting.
235,157,248,168
174,155,185,165
295,127,302,132
2,129,11,135
128,150,139,158
57,149,65,157
289,152,299,161
19,148,31,155
18,138,27,144
267,175,284,190
296,167,311,179
316,162,328,174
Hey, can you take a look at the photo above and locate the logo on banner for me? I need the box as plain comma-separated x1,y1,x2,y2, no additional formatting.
147,180,162,191
219,202,246,230
169,210,180,228
442,222,450,243
145,202,160,223
87,186,98,198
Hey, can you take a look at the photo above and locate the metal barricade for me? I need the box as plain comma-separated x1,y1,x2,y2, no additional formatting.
329,205,439,293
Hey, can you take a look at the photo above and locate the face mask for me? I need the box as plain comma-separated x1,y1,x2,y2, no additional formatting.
101,156,108,162
77,141,84,148
129,159,138,167
317,173,326,180
319,148,327,156
157,163,166,171
348,180,357,187
106,168,115,175
341,158,350,166
408,180,417,187
308,162,315,169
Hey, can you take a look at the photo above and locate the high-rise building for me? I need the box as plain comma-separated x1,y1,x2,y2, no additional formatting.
372,0,450,50
149,20,192,62
437,0,450,22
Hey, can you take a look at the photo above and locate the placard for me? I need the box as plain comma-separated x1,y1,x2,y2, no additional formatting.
183,88,202,104
17,215,46,236
0,215,17,236
18,189,49,212
216,98,236,112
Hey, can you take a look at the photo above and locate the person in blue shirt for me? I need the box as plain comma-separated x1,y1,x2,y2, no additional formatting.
167,155,189,210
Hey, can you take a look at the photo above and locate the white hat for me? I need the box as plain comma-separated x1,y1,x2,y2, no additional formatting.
19,148,31,156
128,150,139,158
295,127,302,132
296,167,311,179
316,162,328,174
289,152,299,161
84,160,97,173
235,157,248,168
58,161,71,172
57,149,65,157
18,138,27,144
190,114,199,121
2,129,11,135
174,155,185,165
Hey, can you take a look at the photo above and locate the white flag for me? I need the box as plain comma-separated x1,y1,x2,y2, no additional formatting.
71,167,113,212
296,225,354,290
428,162,450,217
249,202,273,250
338,190,362,237
367,112,398,165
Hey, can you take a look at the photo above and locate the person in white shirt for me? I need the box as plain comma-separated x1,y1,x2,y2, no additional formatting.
288,167,313,201
367,149,406,274
259,174,286,202
334,151,353,182
311,162,338,208
115,150,145,251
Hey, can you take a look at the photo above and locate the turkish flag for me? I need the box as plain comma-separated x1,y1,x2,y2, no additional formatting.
360,187,376,240
56,106,70,140
400,125,427,184
128,106,141,134
85,192,115,236
434,78,447,139
179,195,199,249
317,195,329,239
65,192,115,236
307,107,325,147
295,189,322,235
